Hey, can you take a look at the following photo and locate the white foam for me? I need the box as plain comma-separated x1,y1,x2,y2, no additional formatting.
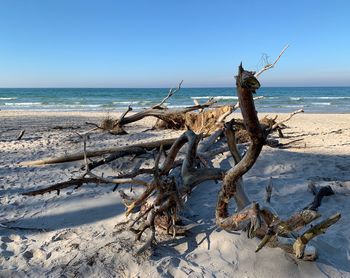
0,97,17,100
190,96,212,99
191,96,238,100
215,96,238,100
166,105,190,108
305,96,350,100
112,101,140,105
311,102,332,105
284,105,304,108
4,102,42,106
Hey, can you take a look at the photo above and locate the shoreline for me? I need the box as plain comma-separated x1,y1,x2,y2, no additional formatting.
2,86,350,114
1,109,350,115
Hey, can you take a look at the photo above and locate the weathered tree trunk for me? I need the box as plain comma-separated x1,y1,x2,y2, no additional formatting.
216,64,265,230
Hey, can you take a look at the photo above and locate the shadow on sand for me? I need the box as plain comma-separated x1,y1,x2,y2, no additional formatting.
2,149,350,274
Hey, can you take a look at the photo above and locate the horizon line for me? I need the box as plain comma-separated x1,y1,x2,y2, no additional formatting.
1,85,350,89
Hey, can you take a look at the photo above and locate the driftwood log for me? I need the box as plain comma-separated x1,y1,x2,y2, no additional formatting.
19,138,178,166
84,81,266,135
22,63,340,261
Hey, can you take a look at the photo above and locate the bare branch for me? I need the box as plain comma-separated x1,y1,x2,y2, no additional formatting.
254,45,289,78
116,105,132,125
85,122,101,129
152,80,183,109
22,177,109,196
86,171,148,187
22,172,148,196
271,108,304,130
293,213,341,258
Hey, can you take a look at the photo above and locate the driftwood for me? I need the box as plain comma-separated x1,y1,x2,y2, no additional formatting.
87,81,265,135
20,99,296,167
153,104,232,133
111,79,219,132
254,45,289,78
23,63,340,261
16,130,25,140
19,138,178,166
82,81,268,138
115,96,269,134
116,98,219,131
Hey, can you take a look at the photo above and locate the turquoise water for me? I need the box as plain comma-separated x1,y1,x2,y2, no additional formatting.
0,87,350,113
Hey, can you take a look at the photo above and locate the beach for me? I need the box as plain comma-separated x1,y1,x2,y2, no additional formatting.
1,110,350,277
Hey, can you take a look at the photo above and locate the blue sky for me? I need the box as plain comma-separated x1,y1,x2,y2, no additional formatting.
0,0,349,87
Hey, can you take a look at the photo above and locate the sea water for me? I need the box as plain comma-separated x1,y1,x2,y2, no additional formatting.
0,87,350,113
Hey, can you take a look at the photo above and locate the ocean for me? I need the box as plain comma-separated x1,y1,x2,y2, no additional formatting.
0,87,350,113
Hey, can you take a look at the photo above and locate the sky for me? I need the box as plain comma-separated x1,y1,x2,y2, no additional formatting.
0,0,349,88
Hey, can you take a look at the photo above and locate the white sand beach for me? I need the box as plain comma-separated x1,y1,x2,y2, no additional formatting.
0,111,349,277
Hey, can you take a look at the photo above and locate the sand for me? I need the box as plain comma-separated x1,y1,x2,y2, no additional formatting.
0,110,349,277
